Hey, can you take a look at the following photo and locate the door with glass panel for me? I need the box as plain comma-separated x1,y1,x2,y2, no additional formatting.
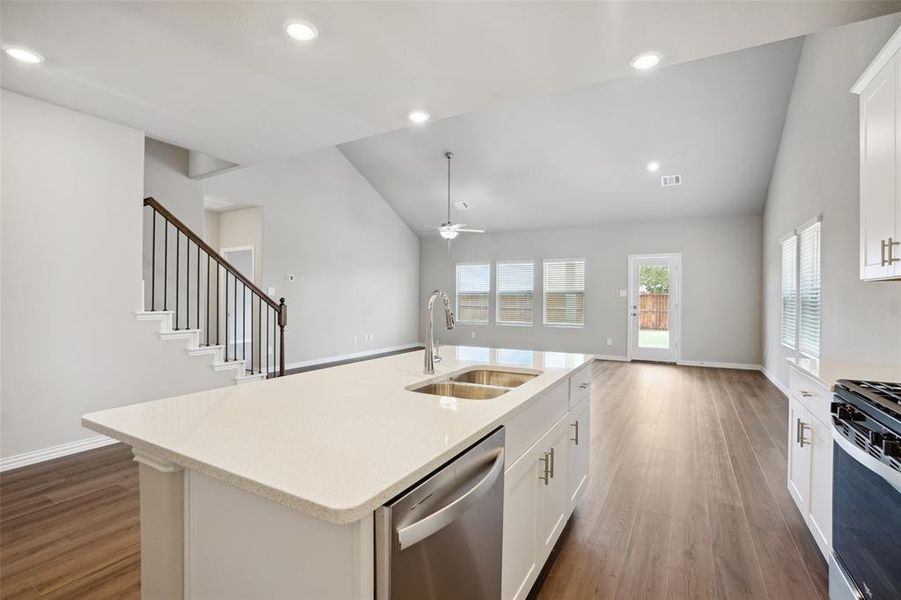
628,254,680,362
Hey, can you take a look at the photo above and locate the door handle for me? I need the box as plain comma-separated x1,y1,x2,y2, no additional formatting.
798,420,810,448
538,452,550,485
395,448,505,550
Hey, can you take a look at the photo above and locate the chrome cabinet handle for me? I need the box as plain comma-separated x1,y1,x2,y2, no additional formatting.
396,448,505,550
548,447,556,478
571,420,580,445
882,238,901,266
797,420,810,448
538,452,549,485
800,390,813,398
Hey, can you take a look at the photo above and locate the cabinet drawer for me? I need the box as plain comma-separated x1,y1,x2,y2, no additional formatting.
569,366,591,408
505,380,567,468
789,367,832,426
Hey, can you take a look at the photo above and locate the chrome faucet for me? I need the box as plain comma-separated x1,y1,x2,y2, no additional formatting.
424,289,456,374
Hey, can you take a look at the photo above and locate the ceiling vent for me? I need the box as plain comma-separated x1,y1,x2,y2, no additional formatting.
454,200,470,210
661,174,682,187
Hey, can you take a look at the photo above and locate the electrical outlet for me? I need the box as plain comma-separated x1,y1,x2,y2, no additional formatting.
619,289,627,298
471,331,476,339
369,333,375,342
353,335,359,344
286,274,295,282
607,338,613,346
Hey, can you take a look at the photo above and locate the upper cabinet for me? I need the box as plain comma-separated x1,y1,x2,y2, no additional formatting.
853,26,901,281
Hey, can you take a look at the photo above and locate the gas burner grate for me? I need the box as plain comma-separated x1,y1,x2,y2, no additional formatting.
853,380,901,404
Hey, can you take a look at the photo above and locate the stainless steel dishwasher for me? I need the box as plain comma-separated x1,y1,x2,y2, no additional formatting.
375,427,505,600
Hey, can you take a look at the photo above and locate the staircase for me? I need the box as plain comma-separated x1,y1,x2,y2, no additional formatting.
139,197,287,384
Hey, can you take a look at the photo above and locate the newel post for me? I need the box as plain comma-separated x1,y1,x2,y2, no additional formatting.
278,298,287,376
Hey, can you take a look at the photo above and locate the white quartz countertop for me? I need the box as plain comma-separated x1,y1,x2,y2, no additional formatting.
787,356,901,389
83,346,592,524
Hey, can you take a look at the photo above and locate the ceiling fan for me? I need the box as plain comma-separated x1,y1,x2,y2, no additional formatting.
423,152,484,242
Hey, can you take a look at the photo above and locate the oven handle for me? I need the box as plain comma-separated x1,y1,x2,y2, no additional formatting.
832,427,901,494
396,447,505,550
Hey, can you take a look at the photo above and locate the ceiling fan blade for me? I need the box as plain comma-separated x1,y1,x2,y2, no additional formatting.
448,223,467,229
456,228,485,233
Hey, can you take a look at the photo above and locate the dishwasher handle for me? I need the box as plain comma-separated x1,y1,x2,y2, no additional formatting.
396,448,505,550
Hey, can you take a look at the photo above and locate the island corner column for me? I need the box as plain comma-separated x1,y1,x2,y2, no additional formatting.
132,448,185,600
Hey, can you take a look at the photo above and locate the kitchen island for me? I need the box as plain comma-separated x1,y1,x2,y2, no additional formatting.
83,346,594,599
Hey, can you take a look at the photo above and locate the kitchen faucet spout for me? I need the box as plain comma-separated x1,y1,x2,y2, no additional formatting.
424,290,455,374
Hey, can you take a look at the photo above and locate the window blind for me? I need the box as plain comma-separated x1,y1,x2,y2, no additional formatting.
798,222,821,357
781,236,798,349
496,261,534,324
456,263,490,323
543,259,585,326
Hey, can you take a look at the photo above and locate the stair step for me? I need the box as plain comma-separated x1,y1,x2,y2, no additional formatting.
160,329,201,341
235,372,267,384
136,310,174,320
212,360,245,373
186,345,224,357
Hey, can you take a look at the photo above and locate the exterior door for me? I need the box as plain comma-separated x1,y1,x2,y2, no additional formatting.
628,254,680,363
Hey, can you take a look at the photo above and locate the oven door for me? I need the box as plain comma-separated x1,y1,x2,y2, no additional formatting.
832,428,901,599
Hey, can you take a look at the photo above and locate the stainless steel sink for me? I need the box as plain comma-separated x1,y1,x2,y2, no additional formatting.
412,381,509,400
450,369,538,388
410,368,540,400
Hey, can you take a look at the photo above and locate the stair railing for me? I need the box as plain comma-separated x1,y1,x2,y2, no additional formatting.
143,197,287,377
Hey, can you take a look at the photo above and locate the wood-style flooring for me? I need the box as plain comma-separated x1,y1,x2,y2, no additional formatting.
0,361,827,599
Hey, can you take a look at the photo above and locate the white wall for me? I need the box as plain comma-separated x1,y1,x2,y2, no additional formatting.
144,138,203,230
419,214,763,365
763,13,901,387
203,209,221,250
203,147,420,364
218,207,263,286
1,92,239,461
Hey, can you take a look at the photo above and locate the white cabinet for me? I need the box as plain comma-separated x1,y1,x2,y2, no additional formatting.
567,398,590,510
536,416,570,562
786,364,833,560
502,438,541,600
854,26,901,280
502,368,592,600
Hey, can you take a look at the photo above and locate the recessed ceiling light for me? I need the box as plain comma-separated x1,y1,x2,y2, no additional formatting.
647,161,660,172
630,52,661,71
407,110,431,124
3,45,44,64
284,19,318,42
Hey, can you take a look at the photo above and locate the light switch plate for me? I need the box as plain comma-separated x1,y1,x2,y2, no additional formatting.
267,287,275,296
619,289,627,298
286,274,296,282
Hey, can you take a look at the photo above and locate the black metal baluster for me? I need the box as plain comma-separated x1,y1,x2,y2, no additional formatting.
233,275,237,365
163,222,168,311
196,244,200,334
186,239,191,329
216,265,220,347
206,255,211,346
151,209,156,311
266,306,269,377
175,231,180,329
242,283,246,363
257,297,261,374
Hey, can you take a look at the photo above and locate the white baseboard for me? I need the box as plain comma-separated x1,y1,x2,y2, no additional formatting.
676,360,763,371
283,343,422,371
1,435,117,472
760,367,790,397
593,354,629,362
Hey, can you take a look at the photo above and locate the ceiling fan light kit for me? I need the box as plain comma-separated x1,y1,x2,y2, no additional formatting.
429,151,485,250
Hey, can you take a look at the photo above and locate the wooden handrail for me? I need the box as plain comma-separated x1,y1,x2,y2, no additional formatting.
144,197,280,311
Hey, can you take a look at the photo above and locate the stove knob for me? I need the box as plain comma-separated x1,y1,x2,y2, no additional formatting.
834,404,864,422
882,434,901,459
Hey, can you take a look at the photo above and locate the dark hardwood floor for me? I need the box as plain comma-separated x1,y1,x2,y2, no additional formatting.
0,361,827,599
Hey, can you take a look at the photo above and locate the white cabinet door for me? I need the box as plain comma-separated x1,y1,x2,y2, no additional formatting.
787,396,812,513
502,439,540,600
806,415,833,558
567,398,590,511
860,52,900,280
536,417,569,563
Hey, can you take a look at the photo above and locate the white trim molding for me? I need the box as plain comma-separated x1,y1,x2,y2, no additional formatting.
851,24,901,94
676,360,763,371
0,435,117,472
283,343,422,371
594,354,629,362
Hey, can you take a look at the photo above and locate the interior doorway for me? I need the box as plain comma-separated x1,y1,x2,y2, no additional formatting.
628,254,681,363
221,246,254,347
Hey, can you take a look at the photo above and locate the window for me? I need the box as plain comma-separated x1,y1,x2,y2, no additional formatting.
798,221,821,358
543,259,585,326
781,235,798,349
496,261,534,325
780,219,822,357
455,263,490,323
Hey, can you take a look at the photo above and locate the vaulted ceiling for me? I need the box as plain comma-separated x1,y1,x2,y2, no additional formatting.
340,37,804,233
2,1,897,166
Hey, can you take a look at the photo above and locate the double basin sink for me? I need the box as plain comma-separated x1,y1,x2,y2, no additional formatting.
410,368,540,400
